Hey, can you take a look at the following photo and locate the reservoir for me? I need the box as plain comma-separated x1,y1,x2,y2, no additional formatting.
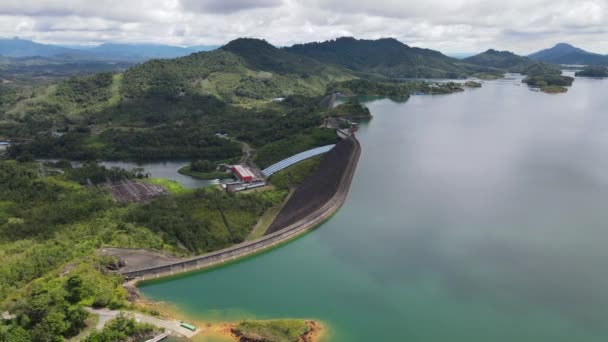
140,74,608,341
98,161,220,189
39,160,223,188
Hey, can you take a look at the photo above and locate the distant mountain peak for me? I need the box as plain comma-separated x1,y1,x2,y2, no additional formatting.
484,49,517,55
529,43,607,65
554,42,575,48
222,38,276,51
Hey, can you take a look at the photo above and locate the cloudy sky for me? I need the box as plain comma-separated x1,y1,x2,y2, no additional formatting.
0,0,606,54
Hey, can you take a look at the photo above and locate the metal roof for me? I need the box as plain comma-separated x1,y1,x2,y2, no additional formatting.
232,165,255,179
262,144,335,177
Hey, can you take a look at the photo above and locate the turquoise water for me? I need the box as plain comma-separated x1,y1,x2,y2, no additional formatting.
141,75,608,341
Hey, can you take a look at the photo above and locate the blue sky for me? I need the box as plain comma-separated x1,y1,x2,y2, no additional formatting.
0,0,606,54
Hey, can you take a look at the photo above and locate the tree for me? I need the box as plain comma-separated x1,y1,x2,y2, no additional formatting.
190,160,215,172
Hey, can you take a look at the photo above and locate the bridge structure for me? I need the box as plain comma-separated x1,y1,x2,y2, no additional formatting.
261,144,335,178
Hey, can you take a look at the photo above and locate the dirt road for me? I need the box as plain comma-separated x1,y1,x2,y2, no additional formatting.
85,308,199,338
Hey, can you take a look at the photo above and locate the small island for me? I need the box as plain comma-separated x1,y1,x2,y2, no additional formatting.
178,159,232,180
473,72,503,80
523,74,574,93
575,66,608,78
538,85,568,94
464,81,482,88
231,320,323,342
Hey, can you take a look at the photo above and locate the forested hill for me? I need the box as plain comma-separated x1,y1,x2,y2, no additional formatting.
529,43,608,66
220,38,338,76
464,49,561,75
120,38,353,103
285,37,491,79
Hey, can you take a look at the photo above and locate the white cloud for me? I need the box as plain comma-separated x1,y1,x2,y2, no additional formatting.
179,0,284,14
0,0,606,54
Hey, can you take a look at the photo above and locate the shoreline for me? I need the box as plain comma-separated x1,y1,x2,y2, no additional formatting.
120,135,361,284
126,284,328,341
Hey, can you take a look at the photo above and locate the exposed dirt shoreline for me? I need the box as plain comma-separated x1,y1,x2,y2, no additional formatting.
229,320,324,342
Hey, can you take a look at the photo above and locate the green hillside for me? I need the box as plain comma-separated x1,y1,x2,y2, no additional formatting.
286,37,490,79
2,37,476,162
464,49,561,75
121,39,353,104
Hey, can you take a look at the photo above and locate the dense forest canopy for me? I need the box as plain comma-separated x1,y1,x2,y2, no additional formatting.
464,49,561,75
286,37,493,79
0,160,288,340
575,66,608,77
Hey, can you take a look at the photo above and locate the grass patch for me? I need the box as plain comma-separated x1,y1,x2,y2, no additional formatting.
43,177,84,191
141,178,191,195
269,156,322,190
178,166,231,180
234,320,310,342
247,193,290,241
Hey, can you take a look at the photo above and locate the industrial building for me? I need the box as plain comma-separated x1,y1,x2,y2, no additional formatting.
231,164,256,183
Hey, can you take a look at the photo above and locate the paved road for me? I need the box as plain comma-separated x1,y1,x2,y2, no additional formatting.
85,308,199,338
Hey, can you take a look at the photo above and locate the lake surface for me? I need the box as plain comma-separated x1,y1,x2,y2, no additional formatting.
98,161,220,189
39,159,223,188
140,75,608,341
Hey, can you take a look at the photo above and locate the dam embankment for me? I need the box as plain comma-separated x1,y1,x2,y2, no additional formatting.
118,136,361,281
266,136,359,234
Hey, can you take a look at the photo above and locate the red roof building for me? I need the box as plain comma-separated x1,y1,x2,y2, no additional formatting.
231,165,255,183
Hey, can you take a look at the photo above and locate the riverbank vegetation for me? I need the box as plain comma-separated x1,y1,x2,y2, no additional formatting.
328,79,463,98
177,165,231,180
575,66,608,78
523,74,574,88
178,160,231,180
331,99,372,119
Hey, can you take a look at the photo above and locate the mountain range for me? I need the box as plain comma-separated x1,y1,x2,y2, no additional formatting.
0,37,218,61
529,43,608,66
286,37,489,79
